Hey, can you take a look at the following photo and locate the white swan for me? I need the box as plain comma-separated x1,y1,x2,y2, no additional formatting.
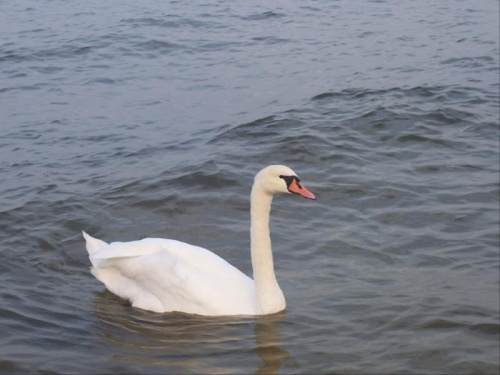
83,165,316,316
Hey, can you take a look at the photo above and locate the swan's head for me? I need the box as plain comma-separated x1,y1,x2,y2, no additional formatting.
254,165,316,200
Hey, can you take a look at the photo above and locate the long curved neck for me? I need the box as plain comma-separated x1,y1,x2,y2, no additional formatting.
250,184,286,314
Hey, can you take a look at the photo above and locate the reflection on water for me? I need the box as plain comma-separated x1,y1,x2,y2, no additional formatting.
254,314,289,375
94,291,290,374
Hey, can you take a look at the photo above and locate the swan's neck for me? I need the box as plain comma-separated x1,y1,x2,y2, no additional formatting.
250,184,286,314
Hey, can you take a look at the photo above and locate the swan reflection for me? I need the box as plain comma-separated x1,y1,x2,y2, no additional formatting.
94,291,290,374
254,312,290,375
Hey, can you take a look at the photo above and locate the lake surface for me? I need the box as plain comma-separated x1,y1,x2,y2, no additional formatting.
1,0,499,374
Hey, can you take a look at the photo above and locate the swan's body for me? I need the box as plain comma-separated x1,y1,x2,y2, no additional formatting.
84,165,315,316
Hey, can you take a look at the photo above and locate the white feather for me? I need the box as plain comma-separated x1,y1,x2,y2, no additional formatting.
83,165,314,316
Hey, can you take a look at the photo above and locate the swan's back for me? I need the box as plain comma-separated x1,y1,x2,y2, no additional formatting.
83,232,256,315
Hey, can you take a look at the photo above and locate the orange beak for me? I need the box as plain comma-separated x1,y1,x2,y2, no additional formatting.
288,178,316,200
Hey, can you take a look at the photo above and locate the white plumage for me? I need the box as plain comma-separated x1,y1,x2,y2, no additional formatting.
83,165,315,316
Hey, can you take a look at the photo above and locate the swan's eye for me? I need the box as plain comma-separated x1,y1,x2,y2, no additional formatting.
279,175,300,188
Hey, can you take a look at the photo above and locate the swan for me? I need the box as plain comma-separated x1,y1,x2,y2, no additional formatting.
83,165,316,316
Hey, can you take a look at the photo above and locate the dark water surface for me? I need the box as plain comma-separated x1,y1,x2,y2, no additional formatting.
1,0,499,374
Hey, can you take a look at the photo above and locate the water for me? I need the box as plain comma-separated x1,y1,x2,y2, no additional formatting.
1,0,499,374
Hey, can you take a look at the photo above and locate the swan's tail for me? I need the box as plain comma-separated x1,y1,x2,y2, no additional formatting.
82,231,108,255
